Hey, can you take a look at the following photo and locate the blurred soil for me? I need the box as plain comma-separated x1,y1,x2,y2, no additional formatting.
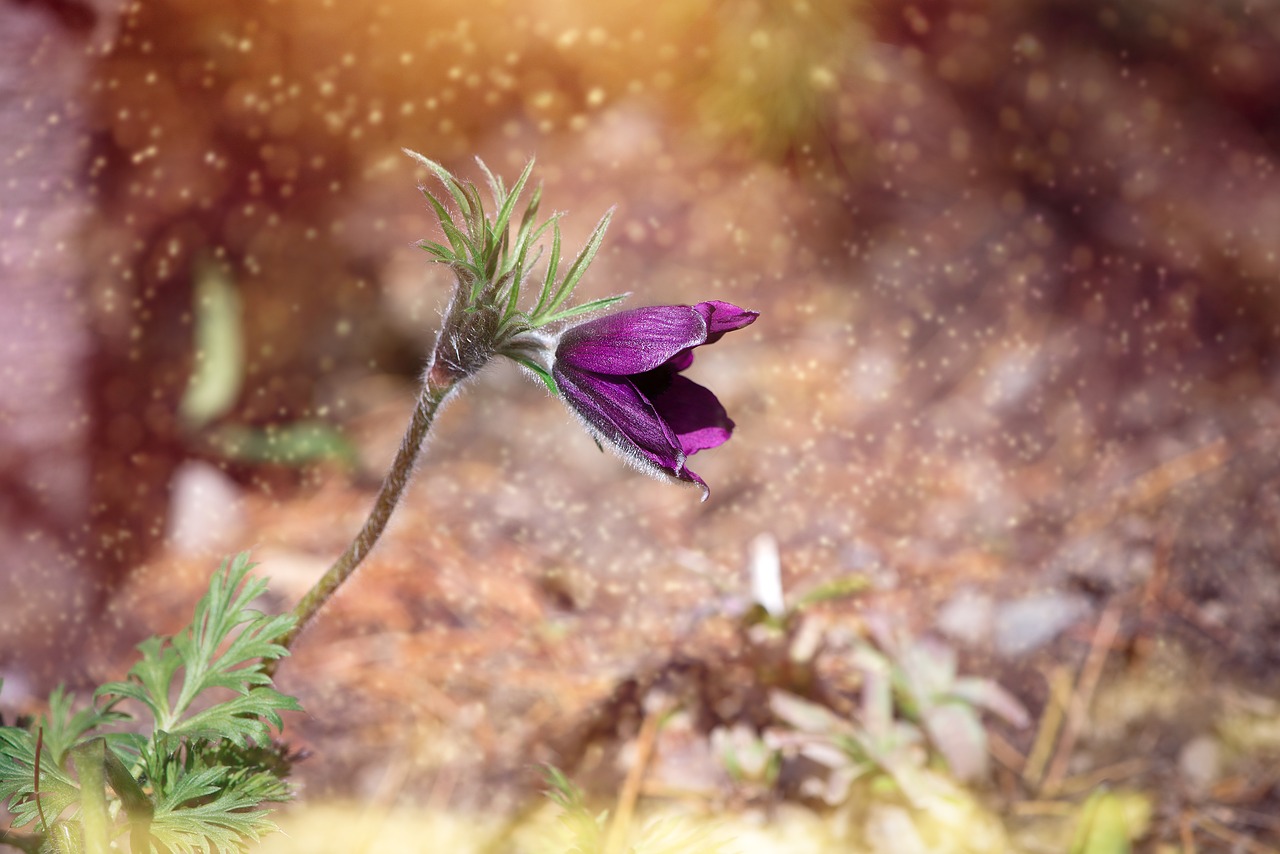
3,0,1280,849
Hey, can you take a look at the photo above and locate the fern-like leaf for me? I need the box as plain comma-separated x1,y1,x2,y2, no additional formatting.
0,725,80,830
0,687,131,831
97,552,300,740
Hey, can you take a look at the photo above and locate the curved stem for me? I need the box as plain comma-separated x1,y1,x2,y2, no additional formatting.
270,374,457,665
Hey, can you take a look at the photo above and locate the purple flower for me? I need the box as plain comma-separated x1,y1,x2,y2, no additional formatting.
552,300,759,498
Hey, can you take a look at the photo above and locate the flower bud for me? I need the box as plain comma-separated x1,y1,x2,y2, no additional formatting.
551,300,759,498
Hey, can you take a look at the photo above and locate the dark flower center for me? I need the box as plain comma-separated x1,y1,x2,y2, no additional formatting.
630,362,678,399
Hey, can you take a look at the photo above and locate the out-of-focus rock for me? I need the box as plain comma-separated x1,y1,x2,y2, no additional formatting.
165,460,246,557
994,592,1091,658
936,588,995,646
1177,734,1221,798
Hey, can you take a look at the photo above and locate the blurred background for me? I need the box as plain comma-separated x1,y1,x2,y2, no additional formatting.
3,0,1280,846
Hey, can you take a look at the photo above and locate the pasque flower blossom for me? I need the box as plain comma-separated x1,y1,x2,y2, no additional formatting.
552,300,758,497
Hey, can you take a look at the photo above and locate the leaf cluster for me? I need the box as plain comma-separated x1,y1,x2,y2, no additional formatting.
0,553,301,854
405,150,623,389
759,622,1029,808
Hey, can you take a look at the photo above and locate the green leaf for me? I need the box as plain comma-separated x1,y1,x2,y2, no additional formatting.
420,191,467,258
98,636,179,725
438,218,477,268
500,267,523,325
416,239,452,261
402,153,615,383
40,687,128,767
543,208,614,316
531,220,564,318
489,159,535,254
149,762,282,854
48,822,82,854
0,686,139,834
530,294,628,327
102,748,154,852
180,262,244,429
507,244,540,316
463,180,486,241
542,765,606,854
103,552,301,851
403,149,472,220
512,183,545,263
0,725,79,830
508,356,559,395
166,689,300,747
508,216,557,297
476,157,504,206
1070,790,1138,854
98,553,299,738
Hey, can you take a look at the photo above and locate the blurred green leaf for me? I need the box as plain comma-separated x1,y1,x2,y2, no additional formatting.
541,765,606,854
68,741,110,854
770,691,848,736
181,262,244,429
1069,790,1149,854
950,677,1031,729
792,574,870,611
207,421,358,468
921,702,988,781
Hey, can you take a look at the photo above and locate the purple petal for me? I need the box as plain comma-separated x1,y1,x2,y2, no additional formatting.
557,305,707,375
683,466,709,500
639,373,735,455
665,349,695,373
663,302,757,373
553,363,684,475
694,301,759,344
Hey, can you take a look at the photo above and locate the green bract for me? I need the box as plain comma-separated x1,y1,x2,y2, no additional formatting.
404,149,622,393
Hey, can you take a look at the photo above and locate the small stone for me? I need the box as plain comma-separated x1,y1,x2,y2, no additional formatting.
937,588,995,646
166,460,245,556
1178,734,1221,797
994,592,1091,657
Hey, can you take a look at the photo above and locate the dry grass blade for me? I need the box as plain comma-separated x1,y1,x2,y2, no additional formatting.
1041,603,1123,796
603,700,669,854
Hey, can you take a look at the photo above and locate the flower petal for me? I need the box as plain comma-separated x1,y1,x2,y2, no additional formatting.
665,349,695,373
556,305,707,375
553,364,684,475
638,373,735,456
662,301,757,372
694,301,759,343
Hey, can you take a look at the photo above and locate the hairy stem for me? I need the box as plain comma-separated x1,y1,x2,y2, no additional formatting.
270,373,457,666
